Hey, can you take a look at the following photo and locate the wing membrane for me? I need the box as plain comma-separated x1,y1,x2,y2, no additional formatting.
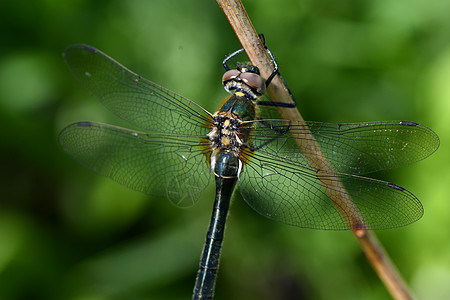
244,120,439,175
59,122,211,207
239,150,423,230
63,44,213,134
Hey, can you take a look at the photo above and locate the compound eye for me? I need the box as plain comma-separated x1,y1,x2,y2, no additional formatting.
222,69,241,85
240,72,266,95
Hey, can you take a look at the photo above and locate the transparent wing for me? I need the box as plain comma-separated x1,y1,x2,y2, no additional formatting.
237,119,436,229
239,150,423,230
59,122,211,207
245,120,439,175
63,44,213,134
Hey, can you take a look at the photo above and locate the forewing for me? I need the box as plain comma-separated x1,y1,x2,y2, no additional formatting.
245,120,439,175
59,122,211,207
63,44,213,134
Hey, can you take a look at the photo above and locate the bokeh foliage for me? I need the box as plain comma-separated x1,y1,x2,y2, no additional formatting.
1,0,449,299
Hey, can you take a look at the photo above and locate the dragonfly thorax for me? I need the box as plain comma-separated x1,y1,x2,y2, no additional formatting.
208,113,244,154
207,109,253,178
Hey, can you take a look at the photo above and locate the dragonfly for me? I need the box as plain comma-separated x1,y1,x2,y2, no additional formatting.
59,44,439,299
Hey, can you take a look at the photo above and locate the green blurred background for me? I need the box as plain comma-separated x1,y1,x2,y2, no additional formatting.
1,0,449,299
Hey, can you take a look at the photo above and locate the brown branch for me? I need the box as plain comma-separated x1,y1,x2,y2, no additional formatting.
216,0,415,299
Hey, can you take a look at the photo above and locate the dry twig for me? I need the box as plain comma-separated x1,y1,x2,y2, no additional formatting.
216,0,415,299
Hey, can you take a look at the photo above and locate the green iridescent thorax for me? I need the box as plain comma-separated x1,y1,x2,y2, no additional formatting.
217,94,256,122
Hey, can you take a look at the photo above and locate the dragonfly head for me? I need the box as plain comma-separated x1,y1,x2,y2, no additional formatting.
222,63,266,100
